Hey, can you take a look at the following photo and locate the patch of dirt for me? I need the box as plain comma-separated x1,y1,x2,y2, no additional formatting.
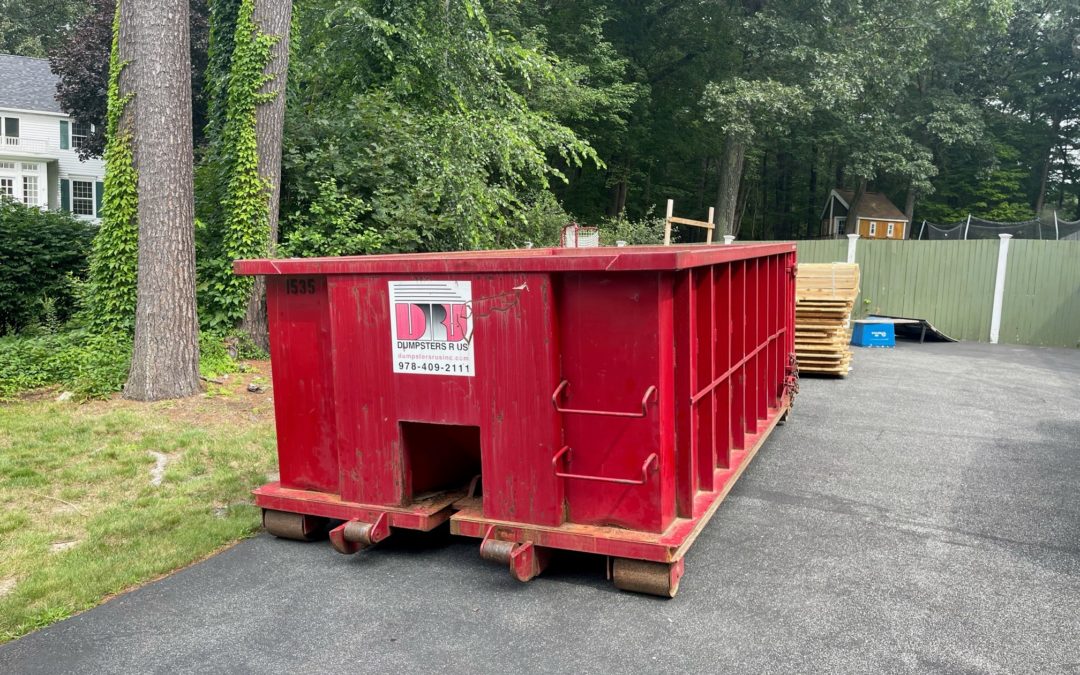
211,503,249,519
148,451,175,486
49,502,81,515
76,360,276,429
0,578,17,598
50,540,80,553
8,386,62,404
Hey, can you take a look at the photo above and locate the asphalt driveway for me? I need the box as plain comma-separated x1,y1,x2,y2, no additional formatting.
3,341,1079,674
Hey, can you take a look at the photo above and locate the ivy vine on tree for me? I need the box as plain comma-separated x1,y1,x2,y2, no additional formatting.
84,1,138,334
198,0,277,329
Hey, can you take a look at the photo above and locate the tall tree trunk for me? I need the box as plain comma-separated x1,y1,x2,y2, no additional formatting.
696,157,709,210
118,0,138,161
1035,115,1062,216
714,134,745,237
643,163,652,210
777,150,792,239
606,171,628,218
124,0,200,401
241,0,293,352
807,143,818,238
1035,150,1051,216
846,178,867,238
904,184,916,237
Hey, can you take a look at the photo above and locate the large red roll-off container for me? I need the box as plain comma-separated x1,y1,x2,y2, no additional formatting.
235,244,797,597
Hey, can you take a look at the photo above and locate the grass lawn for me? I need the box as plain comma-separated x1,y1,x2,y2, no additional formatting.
0,362,277,643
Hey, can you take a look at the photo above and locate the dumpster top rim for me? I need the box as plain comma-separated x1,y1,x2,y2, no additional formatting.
234,243,796,276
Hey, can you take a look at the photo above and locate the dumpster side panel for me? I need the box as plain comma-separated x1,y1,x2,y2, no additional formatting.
266,277,340,493
475,273,564,526
326,276,407,506
730,262,746,450
326,273,564,524
555,272,674,533
672,269,697,517
714,263,733,470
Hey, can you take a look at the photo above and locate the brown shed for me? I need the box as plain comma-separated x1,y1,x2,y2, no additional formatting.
820,189,909,240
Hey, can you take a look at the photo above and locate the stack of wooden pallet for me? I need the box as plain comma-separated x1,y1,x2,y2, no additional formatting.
795,262,860,375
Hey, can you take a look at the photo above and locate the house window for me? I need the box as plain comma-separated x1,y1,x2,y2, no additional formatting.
0,161,14,170
0,178,12,198
22,175,38,205
21,163,39,171
71,122,90,149
887,223,895,238
2,117,18,145
836,216,847,234
869,221,878,236
71,180,95,216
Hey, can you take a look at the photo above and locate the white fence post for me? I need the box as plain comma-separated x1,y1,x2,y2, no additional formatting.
723,235,735,245
846,233,859,263
989,233,1012,344
1054,211,1060,240
964,214,972,240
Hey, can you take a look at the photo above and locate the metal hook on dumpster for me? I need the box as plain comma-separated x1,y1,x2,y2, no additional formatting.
551,446,658,486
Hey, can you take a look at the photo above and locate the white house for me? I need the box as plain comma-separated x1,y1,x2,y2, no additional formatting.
0,53,105,220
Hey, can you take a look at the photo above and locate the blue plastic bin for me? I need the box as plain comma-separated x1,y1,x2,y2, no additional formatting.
851,321,895,348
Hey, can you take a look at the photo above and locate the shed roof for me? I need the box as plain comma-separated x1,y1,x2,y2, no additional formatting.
832,189,908,222
0,54,62,114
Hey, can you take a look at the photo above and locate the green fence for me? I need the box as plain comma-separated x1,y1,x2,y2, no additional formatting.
1000,241,1080,347
793,238,1080,348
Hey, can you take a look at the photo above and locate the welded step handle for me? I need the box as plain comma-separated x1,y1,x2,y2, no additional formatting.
552,445,658,486
552,380,657,418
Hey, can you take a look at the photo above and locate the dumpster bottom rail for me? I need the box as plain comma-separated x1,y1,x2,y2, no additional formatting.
256,395,790,598
254,483,463,532
450,396,788,565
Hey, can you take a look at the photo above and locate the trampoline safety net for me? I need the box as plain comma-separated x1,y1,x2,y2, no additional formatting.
918,215,1080,240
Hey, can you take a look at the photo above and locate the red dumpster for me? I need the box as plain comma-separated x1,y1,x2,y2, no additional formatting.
235,244,797,596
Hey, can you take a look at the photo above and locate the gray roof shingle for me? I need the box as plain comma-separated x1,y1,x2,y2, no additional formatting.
0,53,62,114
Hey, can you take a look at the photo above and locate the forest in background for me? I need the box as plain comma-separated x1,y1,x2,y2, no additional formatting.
4,0,1080,246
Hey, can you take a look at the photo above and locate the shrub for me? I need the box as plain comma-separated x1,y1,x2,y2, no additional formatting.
597,211,667,246
0,331,246,400
279,178,387,258
0,330,130,400
0,199,95,334
508,191,573,248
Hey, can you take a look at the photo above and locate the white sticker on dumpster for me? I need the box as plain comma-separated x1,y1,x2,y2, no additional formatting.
388,281,474,376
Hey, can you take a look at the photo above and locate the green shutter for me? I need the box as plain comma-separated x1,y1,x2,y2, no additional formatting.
60,121,69,149
95,181,104,216
60,179,70,211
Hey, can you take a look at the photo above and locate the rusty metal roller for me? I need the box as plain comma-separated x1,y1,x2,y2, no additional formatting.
611,559,681,598
263,510,325,541
479,538,516,565
329,513,391,555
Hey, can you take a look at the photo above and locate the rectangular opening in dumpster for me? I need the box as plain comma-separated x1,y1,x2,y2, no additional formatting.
400,422,482,500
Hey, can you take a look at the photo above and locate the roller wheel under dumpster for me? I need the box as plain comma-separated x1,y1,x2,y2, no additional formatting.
262,509,328,541
611,558,684,598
